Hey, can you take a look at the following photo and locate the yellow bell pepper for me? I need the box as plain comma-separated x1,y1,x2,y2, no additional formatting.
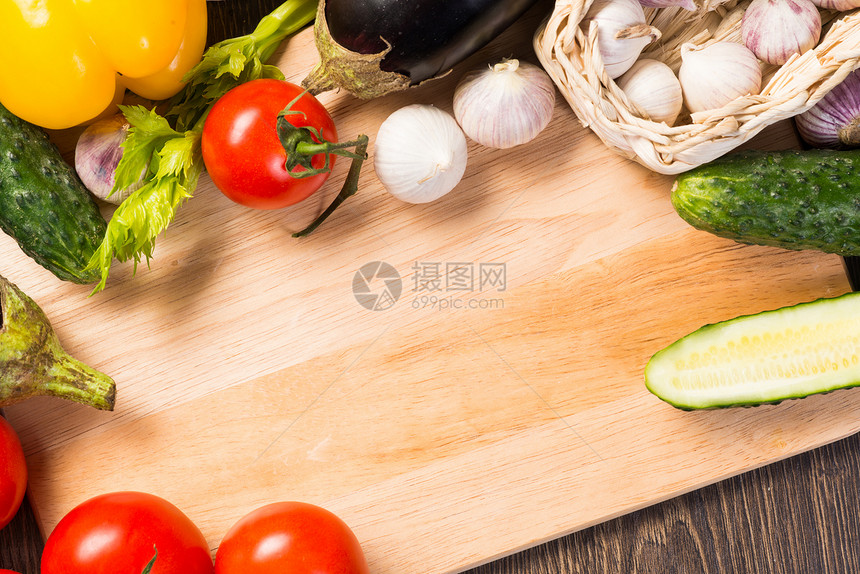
0,0,208,130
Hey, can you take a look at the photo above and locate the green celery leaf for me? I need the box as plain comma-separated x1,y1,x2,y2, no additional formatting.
155,132,201,180
86,127,202,294
113,105,178,192
86,0,317,293
167,0,316,131
168,36,285,132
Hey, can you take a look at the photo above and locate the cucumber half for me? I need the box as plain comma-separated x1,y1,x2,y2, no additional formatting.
645,292,860,409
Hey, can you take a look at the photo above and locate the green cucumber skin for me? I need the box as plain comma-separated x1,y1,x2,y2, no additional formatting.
0,104,106,284
648,390,849,411
645,292,860,410
671,149,860,256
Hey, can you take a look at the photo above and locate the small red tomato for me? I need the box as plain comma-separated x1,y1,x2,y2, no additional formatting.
0,569,23,573
215,501,369,574
0,416,27,531
41,491,214,574
201,78,337,210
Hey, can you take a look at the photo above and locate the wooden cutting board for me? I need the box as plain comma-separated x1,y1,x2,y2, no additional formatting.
4,5,859,573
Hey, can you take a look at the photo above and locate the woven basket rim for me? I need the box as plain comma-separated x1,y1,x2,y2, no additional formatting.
534,0,860,173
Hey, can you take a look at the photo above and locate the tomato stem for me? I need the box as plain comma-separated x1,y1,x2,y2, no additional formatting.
293,133,369,237
275,91,369,236
276,88,367,178
141,546,158,574
295,139,366,161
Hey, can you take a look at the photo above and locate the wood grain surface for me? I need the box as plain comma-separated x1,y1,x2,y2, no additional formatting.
6,433,860,573
3,2,860,573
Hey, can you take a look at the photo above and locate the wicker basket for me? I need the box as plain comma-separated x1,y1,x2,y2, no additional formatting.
534,0,860,174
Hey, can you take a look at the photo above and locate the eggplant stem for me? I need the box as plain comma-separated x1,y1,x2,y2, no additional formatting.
299,3,411,99
1,275,116,410
302,66,337,96
42,348,117,411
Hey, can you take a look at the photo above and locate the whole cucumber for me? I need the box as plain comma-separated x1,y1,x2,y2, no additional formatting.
0,103,107,284
671,149,860,256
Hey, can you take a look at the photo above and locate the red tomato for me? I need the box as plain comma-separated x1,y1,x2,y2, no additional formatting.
215,501,369,574
0,570,22,574
201,78,337,210
0,416,27,531
41,491,213,574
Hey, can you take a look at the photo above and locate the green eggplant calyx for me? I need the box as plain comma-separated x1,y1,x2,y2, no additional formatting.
0,275,116,410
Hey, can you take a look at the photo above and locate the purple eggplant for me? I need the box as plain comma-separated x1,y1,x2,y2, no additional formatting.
302,0,541,99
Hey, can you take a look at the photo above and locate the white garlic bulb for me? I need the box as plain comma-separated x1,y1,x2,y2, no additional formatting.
373,104,468,204
581,0,662,79
616,59,683,125
678,42,762,114
741,0,821,66
453,59,555,149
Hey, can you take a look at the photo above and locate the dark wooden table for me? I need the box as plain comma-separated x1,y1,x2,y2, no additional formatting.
3,2,860,572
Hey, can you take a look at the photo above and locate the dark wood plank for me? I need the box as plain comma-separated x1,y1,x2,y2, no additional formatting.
0,495,42,574
465,432,860,574
206,0,277,42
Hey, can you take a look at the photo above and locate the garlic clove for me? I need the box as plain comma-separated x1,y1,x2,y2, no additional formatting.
741,0,821,66
373,104,468,204
453,58,555,149
678,42,762,114
582,0,662,79
616,59,683,126
74,113,145,205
